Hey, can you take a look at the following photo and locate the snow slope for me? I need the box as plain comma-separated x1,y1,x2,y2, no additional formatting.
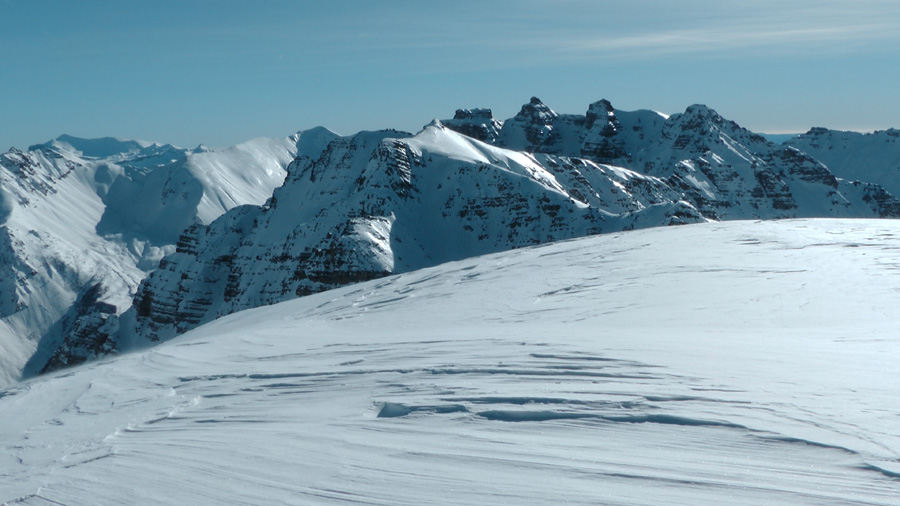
2,219,898,505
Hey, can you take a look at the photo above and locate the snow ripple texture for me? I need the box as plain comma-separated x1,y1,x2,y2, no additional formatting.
1,219,899,505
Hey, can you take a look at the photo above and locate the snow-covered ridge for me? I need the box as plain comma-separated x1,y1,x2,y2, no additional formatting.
0,129,337,387
2,219,898,504
455,97,900,220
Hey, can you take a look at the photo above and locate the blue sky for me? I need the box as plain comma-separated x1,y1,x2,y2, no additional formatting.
4,0,900,150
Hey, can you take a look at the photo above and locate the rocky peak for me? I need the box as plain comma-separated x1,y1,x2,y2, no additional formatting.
495,97,573,154
441,109,503,144
1,148,35,177
101,125,706,348
805,127,830,136
676,104,726,129
585,99,617,130
516,97,558,124
0,143,81,197
453,108,494,121
783,126,900,198
581,99,626,163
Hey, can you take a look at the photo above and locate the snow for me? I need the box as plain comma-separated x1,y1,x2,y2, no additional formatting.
410,125,570,196
185,135,309,225
2,219,898,505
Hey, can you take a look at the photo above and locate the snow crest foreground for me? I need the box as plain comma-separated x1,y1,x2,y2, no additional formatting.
2,219,899,505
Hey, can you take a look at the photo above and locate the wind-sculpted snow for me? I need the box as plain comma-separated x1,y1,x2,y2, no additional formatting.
0,131,330,387
1,220,898,504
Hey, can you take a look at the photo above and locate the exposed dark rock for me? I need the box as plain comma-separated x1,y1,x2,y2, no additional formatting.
442,109,503,143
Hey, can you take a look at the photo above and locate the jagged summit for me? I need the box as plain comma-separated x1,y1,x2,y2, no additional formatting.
668,104,751,139
453,108,494,121
680,103,719,117
494,97,582,154
442,108,503,144
517,96,559,122
584,99,617,129
43,97,898,364
111,122,706,347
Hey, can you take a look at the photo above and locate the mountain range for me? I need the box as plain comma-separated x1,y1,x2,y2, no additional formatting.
3,97,900,386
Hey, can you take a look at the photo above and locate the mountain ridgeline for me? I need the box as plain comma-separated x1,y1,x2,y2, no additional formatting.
0,130,337,385
6,97,900,379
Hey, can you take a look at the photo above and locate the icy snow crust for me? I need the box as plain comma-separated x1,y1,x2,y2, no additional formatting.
2,219,898,505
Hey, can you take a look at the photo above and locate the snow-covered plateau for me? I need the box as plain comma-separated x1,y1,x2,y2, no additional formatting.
2,219,898,505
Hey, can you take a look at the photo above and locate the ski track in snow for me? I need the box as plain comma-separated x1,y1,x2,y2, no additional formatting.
2,219,900,505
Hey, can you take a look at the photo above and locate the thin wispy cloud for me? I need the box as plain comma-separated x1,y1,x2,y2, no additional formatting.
353,1,892,62
310,1,900,72
548,22,900,59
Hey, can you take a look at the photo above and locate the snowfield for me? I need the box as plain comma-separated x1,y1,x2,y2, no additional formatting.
2,219,899,505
